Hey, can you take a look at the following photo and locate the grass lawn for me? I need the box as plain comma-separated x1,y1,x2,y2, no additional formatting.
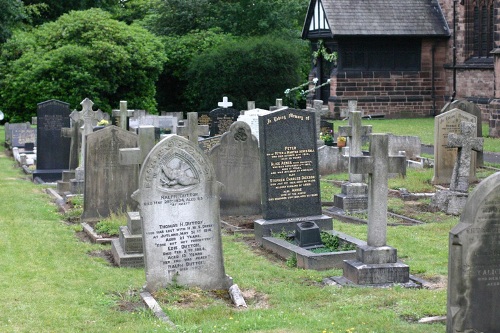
1,116,494,333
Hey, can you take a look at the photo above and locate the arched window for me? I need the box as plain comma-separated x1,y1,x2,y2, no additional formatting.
464,0,494,58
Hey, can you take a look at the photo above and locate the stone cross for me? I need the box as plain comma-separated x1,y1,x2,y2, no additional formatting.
177,112,209,144
349,134,406,247
339,110,372,183
71,98,105,179
119,125,156,168
112,100,135,130
310,99,329,142
60,119,82,170
447,121,484,192
218,96,233,108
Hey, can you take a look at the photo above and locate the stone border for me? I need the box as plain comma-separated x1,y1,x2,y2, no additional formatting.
261,230,366,270
81,222,115,244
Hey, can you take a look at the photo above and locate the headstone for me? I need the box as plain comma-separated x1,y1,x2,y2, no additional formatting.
388,134,421,160
209,121,261,216
431,121,484,215
307,99,328,145
111,125,157,267
81,126,139,223
254,108,332,241
177,112,209,143
447,172,500,333
60,119,82,171
433,108,478,185
33,100,71,182
209,106,240,137
4,122,31,148
112,100,135,130
137,135,233,291
198,135,222,153
70,98,107,182
441,99,483,166
341,134,409,285
237,108,272,146
333,111,371,212
10,128,36,148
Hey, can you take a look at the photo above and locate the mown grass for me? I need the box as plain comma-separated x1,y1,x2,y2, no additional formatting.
1,117,491,333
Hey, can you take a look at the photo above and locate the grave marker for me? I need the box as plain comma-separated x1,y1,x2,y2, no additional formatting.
10,128,36,148
433,108,478,185
209,105,240,137
254,108,332,241
137,135,233,291
81,126,139,223
209,121,261,216
112,100,135,130
333,110,371,212
447,172,500,333
341,134,409,285
33,100,71,182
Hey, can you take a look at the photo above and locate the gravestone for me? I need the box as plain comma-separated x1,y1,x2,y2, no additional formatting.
209,121,261,216
254,108,332,241
10,128,36,148
33,100,71,182
209,104,240,137
177,112,209,144
137,135,233,291
433,108,478,185
81,126,139,223
4,122,31,148
333,111,371,212
237,108,272,146
447,172,500,333
111,126,157,267
198,135,222,153
340,134,409,285
388,134,421,160
431,121,484,215
441,99,483,166
112,100,135,130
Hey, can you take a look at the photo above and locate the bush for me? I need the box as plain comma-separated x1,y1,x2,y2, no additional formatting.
184,35,307,112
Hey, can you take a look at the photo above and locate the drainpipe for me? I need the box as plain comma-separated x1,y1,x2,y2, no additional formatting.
431,43,436,116
451,0,458,103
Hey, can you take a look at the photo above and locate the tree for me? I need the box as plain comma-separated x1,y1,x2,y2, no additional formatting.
150,0,309,37
0,0,25,43
184,36,305,112
0,8,166,121
21,0,118,25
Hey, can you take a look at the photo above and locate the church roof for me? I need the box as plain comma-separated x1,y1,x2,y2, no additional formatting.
302,0,451,39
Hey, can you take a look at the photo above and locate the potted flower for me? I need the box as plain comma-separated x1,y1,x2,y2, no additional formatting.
337,136,347,148
320,130,334,146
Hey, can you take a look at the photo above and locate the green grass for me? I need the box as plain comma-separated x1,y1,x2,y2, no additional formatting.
0,120,485,333
333,117,500,152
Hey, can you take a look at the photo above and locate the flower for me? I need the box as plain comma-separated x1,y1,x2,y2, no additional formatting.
320,130,333,142
97,119,109,126
337,136,346,143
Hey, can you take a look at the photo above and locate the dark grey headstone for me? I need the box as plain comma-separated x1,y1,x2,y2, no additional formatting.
198,135,222,153
209,108,240,136
137,135,232,292
258,109,322,220
209,121,261,216
33,100,71,182
81,126,139,223
447,172,500,332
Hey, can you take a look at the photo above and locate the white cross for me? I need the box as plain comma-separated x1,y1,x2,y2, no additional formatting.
218,96,233,108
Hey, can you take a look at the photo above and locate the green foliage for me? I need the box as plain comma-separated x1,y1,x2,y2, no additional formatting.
286,254,297,268
0,0,25,43
149,0,308,37
0,8,166,122
185,35,304,111
95,213,126,237
157,28,234,112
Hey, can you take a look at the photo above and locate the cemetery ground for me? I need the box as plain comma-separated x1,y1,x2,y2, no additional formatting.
1,123,500,333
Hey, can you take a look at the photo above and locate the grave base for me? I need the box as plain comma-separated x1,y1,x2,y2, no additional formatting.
57,170,75,194
111,239,144,267
70,179,84,194
431,190,468,215
254,215,333,245
33,169,66,182
341,245,409,285
333,182,368,212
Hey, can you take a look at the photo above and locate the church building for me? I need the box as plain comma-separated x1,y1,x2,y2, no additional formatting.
302,0,499,120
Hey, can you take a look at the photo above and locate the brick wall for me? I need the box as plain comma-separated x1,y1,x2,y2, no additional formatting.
328,39,448,119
